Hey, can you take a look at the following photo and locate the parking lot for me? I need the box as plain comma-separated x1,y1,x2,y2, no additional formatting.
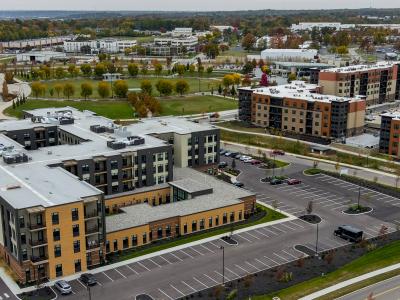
50,154,400,300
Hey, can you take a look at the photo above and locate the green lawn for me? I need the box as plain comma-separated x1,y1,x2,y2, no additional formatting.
159,95,237,116
111,204,286,263
4,100,134,120
34,77,219,99
253,240,400,300
218,120,266,133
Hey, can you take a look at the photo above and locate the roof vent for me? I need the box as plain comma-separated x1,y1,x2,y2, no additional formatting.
6,185,21,190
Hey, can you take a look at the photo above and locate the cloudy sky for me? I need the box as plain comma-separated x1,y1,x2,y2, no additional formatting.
2,0,396,11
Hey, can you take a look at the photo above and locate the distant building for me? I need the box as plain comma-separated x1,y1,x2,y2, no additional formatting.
290,22,355,31
0,36,73,51
238,81,366,139
171,28,193,37
63,39,137,54
318,61,400,106
16,51,67,63
210,25,234,32
379,112,400,157
102,73,122,81
271,61,334,84
260,49,318,61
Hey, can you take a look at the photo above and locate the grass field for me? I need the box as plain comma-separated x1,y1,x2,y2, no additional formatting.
33,77,219,99
4,100,135,119
159,95,237,116
253,240,400,300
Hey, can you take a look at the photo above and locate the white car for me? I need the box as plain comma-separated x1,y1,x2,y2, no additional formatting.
225,152,232,157
54,280,72,295
240,155,252,161
243,158,253,163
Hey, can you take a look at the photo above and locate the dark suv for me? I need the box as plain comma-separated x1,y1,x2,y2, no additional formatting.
80,273,97,286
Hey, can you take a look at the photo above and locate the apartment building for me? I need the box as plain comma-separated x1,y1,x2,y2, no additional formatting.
238,81,366,139
154,36,198,50
319,62,400,105
379,112,400,157
0,107,253,285
171,28,193,37
63,39,137,54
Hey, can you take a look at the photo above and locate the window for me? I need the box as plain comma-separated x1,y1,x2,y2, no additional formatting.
184,223,188,234
123,237,129,249
52,212,59,225
19,216,25,228
53,229,60,241
105,241,110,253
215,216,219,226
239,211,242,220
223,213,227,224
54,245,62,257
55,264,63,277
230,212,235,222
200,219,205,230
132,235,137,246
71,208,79,221
75,259,81,272
72,224,79,237
81,164,90,173
157,227,163,239
175,224,180,235
192,221,197,232
113,240,118,251
73,240,80,253
208,217,213,228
142,233,147,244
21,233,26,245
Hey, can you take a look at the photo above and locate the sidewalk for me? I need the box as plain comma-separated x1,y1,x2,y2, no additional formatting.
299,263,400,300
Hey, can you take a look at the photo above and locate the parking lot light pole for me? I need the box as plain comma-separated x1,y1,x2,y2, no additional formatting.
220,246,225,286
357,186,361,209
86,283,92,300
315,223,319,256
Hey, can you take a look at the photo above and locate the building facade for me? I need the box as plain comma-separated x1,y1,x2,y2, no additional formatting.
63,39,137,54
238,81,366,139
319,62,400,106
0,108,255,284
379,113,400,157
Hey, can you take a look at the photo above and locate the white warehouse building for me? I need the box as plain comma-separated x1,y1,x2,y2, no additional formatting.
16,51,67,63
260,49,318,61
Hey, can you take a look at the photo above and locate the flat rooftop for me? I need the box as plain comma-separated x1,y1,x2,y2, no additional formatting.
0,107,218,209
244,81,363,103
106,167,254,232
382,112,400,120
320,61,399,74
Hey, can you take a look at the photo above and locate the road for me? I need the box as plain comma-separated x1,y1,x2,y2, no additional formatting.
337,274,400,300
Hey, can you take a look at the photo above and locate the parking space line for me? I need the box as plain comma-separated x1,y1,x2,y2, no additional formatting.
126,264,139,274
244,231,260,240
254,229,269,237
102,271,114,282
255,258,269,267
209,241,221,249
264,256,279,266
190,247,205,256
170,284,185,297
225,267,240,277
199,244,215,253
274,252,289,262
280,223,297,231
235,264,251,274
159,255,173,264
137,261,151,271
180,249,194,259
203,273,219,284
77,279,87,289
114,268,127,278
289,220,304,228
236,233,253,243
193,276,209,288
282,249,298,259
215,270,232,281
262,227,279,235
182,280,197,292
148,258,162,268
158,288,174,300
270,225,286,234
170,252,183,262
246,261,261,271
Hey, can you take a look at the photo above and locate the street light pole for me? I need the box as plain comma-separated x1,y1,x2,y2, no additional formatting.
315,223,319,256
87,284,92,300
357,186,361,209
220,246,225,286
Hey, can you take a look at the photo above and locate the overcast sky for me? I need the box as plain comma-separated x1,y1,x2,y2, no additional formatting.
2,0,396,11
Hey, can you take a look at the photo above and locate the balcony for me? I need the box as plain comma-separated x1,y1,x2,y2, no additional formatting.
30,255,49,264
29,223,46,231
84,210,99,219
29,239,48,247
85,226,99,235
86,241,100,251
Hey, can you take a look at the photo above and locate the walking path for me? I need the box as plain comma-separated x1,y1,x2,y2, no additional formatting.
299,262,400,300
0,74,31,120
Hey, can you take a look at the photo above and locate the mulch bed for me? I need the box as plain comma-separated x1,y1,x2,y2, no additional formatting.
299,214,322,224
18,287,56,300
343,206,372,215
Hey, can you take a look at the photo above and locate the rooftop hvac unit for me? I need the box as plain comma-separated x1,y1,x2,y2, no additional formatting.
3,151,29,164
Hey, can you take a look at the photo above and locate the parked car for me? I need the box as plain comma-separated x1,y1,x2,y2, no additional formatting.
234,154,242,159
287,178,302,185
80,273,97,286
218,161,228,168
243,158,253,163
233,181,244,187
272,150,285,156
54,280,72,295
251,159,262,165
224,152,232,157
334,225,363,243
229,152,239,158
240,155,252,161
270,178,283,185
220,149,227,155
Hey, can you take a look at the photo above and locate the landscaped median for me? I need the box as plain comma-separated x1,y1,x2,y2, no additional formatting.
107,204,286,263
251,239,400,300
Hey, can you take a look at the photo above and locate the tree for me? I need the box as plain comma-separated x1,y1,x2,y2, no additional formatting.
55,67,65,79
287,73,297,83
113,80,128,98
98,82,110,98
63,83,75,99
80,82,93,100
206,66,213,77
222,74,234,88
94,63,107,77
140,64,148,76
175,80,190,96
156,80,174,97
242,74,252,86
140,80,153,95
242,61,254,75
242,33,256,51
260,72,269,86
4,71,14,84
54,84,63,98
68,64,76,77
80,64,92,77
176,64,186,76
127,63,139,77
31,81,43,99
336,45,349,55
188,64,196,75
218,84,223,95
154,63,163,76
